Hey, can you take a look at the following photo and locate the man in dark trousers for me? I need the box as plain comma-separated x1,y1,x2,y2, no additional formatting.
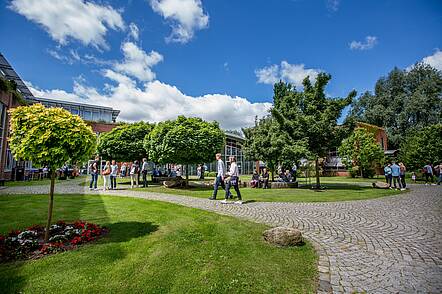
141,158,149,188
209,153,228,200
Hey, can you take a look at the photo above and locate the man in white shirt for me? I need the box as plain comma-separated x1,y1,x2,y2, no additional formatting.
141,158,149,188
209,153,228,200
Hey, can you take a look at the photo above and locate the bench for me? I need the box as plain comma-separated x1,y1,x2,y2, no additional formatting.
242,181,298,189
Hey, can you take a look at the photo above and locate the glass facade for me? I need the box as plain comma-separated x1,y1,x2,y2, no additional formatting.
27,98,119,123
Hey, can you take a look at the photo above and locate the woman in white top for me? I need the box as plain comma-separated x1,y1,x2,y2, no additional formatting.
102,161,111,190
222,156,242,204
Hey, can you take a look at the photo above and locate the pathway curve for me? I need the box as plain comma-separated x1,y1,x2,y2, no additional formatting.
1,181,441,293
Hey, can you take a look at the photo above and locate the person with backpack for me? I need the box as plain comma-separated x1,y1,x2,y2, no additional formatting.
110,160,119,190
130,160,140,188
89,156,100,191
102,161,111,191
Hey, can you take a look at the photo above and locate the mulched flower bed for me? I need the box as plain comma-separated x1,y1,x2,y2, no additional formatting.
0,220,108,263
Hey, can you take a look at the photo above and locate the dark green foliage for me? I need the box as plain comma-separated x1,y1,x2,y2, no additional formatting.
243,116,308,179
0,77,27,105
350,63,442,148
271,75,356,188
97,122,154,161
399,124,442,171
146,116,225,165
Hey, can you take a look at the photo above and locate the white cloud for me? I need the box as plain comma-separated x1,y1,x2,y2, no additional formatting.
327,0,340,12
9,0,125,49
350,36,378,50
421,49,442,71
114,42,163,82
255,64,279,85
26,77,271,130
129,23,139,41
255,61,320,87
149,0,209,43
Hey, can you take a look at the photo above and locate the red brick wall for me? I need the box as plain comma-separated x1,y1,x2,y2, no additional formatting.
87,122,119,134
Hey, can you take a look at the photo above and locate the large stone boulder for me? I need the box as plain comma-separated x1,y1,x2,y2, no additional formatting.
263,227,303,247
372,181,389,189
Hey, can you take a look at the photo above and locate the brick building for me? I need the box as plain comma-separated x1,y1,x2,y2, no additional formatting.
0,53,120,182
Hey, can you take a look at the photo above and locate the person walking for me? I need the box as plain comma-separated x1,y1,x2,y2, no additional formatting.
141,158,149,188
89,156,100,191
209,153,226,200
390,161,402,190
130,161,140,188
102,161,111,191
423,163,434,185
222,156,243,204
384,163,392,188
411,171,417,183
110,160,118,190
399,162,406,190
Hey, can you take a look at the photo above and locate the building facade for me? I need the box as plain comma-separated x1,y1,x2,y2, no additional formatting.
323,122,388,176
0,53,120,181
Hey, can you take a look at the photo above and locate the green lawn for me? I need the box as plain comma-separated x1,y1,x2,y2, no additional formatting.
136,184,402,203
81,175,403,202
0,195,317,293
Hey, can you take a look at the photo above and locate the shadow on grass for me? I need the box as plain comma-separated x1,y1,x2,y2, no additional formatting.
0,194,109,293
103,221,159,243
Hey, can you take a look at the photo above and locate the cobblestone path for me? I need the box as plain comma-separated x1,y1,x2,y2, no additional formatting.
1,181,441,293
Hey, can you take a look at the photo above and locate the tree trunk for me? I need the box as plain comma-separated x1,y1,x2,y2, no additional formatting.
185,164,189,187
44,170,56,243
314,157,321,189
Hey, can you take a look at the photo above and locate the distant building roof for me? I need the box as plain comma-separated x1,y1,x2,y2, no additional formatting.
356,122,385,131
0,53,34,98
224,131,245,142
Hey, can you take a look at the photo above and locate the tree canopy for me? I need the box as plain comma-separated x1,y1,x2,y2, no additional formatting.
338,128,384,178
146,116,225,166
271,75,357,188
399,124,442,171
243,116,308,180
349,63,442,148
9,103,96,242
97,121,154,161
9,103,96,168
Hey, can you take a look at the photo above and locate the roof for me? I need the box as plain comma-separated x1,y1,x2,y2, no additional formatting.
384,149,399,156
224,131,245,142
0,53,34,98
356,122,386,131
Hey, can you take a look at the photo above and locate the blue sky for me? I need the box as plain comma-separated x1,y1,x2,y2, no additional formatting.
0,0,441,129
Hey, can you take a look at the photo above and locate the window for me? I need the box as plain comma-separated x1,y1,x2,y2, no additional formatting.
0,103,5,162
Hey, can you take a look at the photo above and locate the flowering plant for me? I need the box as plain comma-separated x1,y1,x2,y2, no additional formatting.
0,221,108,263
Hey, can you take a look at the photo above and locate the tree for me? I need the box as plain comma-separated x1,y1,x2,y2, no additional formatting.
97,121,154,161
145,116,225,185
243,116,308,181
350,63,442,148
338,128,384,178
399,124,442,171
9,104,96,242
272,76,357,189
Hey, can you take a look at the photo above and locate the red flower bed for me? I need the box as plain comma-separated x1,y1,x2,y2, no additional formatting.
0,220,108,263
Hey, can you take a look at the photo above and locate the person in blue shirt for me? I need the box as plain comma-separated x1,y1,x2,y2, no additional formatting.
384,163,392,188
390,161,402,189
